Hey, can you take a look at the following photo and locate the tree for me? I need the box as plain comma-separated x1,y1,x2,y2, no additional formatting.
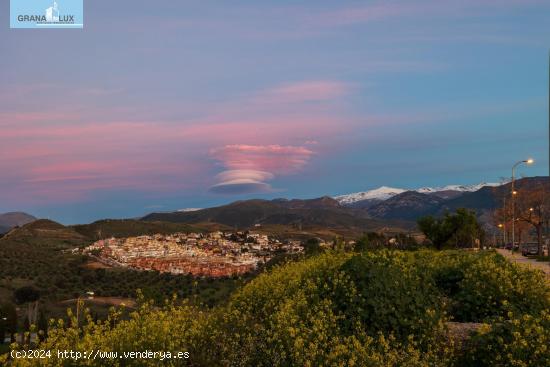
354,232,386,251
447,208,485,248
14,286,40,304
418,209,484,250
417,216,453,250
303,238,322,255
14,286,40,326
516,184,550,256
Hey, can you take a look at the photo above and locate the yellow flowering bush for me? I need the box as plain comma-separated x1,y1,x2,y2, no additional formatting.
451,252,550,321
459,311,550,366
5,250,549,366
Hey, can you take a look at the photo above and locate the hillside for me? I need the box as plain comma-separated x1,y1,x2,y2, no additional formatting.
141,177,548,231
366,176,549,222
1,219,89,249
440,176,549,216
71,219,228,240
367,191,446,220
0,219,247,319
9,250,549,366
0,212,36,234
141,196,405,232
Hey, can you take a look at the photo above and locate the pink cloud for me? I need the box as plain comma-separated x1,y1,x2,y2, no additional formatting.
210,170,275,194
0,79,354,204
208,144,314,194
210,144,314,174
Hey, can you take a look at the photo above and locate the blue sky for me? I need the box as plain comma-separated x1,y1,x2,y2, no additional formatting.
0,0,549,224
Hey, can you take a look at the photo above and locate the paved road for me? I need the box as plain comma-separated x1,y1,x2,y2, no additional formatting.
497,249,550,280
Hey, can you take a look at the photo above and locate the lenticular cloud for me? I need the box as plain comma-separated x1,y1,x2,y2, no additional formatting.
209,144,313,194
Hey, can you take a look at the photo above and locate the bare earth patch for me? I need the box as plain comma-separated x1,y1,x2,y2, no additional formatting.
82,261,112,269
446,322,483,350
60,296,136,308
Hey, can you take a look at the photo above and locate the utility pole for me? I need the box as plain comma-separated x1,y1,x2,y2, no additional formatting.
503,197,507,244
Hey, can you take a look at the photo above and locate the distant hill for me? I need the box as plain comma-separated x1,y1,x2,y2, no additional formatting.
1,219,90,248
0,212,36,234
0,220,242,313
71,219,228,240
142,196,406,232
366,191,446,220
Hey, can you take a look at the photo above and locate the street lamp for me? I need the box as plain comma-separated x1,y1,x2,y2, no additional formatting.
511,159,534,250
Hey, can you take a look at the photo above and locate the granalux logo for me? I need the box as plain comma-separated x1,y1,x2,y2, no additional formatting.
10,0,83,29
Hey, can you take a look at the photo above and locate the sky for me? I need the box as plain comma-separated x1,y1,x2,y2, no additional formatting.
1,0,549,224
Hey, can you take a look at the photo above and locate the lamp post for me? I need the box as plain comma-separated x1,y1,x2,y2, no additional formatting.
511,159,534,250
502,197,507,244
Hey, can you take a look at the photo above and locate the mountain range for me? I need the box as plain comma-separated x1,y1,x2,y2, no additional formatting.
142,196,401,234
2,177,547,238
334,182,500,208
143,177,548,233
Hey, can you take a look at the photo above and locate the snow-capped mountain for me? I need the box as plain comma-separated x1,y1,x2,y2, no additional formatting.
334,186,406,205
334,182,500,205
416,182,500,194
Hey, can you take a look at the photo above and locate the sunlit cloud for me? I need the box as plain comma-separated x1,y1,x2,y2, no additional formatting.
210,170,274,194
209,145,314,194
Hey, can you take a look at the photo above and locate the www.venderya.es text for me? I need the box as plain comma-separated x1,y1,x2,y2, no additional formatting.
11,349,190,361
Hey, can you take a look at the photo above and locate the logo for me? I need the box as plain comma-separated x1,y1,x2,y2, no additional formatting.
10,0,83,29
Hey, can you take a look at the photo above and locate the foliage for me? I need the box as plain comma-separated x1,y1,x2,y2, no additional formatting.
0,234,246,313
451,252,550,322
515,183,550,255
71,220,213,240
303,237,323,255
14,286,40,304
4,249,550,366
418,209,484,249
459,311,550,367
336,251,446,343
413,250,550,322
354,232,386,251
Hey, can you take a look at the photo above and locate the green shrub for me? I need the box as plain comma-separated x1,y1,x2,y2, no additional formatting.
5,250,549,367
412,250,550,322
452,252,550,322
459,311,550,367
336,251,446,343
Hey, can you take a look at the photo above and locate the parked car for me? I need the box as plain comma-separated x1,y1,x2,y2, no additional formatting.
521,243,547,256
521,243,539,256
